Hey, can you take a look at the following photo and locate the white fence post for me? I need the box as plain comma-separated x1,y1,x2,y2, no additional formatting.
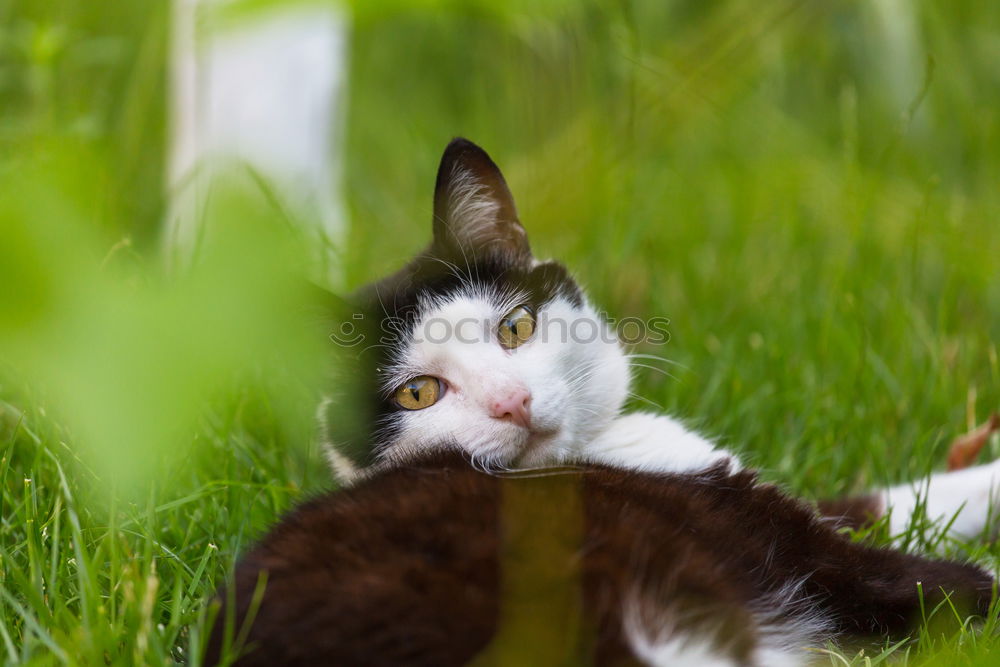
166,0,348,287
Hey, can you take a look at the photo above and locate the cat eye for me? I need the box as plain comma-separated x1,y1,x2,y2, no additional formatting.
394,376,444,410
497,305,536,349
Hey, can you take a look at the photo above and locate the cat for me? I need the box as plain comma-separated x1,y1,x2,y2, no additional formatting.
207,453,992,666
206,139,999,665
317,137,1000,542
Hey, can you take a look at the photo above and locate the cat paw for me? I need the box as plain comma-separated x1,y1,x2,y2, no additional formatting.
884,415,1000,540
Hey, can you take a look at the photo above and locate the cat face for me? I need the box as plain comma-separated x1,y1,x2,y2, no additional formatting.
324,139,629,475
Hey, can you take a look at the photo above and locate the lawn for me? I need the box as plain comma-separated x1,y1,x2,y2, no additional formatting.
2,1,1000,664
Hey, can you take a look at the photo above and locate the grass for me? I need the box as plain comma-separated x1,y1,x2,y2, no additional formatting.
2,0,1000,663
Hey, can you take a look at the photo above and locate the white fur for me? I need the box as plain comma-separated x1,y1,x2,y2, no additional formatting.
375,286,629,471
580,412,741,473
748,578,834,667
315,395,359,483
368,272,751,477
626,631,736,667
623,577,829,667
622,585,740,667
882,459,1000,541
444,165,506,245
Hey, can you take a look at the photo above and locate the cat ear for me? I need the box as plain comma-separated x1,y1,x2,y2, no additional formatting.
431,138,531,264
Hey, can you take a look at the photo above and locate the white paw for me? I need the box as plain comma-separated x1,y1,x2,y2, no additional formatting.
582,412,742,474
885,458,1000,541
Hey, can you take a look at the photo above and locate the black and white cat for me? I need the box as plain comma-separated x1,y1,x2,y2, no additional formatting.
319,138,1000,543
208,139,999,666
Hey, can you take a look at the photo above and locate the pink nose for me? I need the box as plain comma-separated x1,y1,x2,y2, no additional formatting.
490,389,532,429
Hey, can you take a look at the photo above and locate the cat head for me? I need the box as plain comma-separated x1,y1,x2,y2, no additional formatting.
321,139,630,479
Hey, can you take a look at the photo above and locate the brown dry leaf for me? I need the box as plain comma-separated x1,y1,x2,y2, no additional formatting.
947,413,1000,471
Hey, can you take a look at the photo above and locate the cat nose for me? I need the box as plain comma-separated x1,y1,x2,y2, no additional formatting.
490,389,532,429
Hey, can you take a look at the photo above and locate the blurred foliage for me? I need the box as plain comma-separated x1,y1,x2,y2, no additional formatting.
0,0,168,244
0,0,999,663
0,153,328,492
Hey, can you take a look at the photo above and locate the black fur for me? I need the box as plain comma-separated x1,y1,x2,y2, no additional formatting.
208,452,993,665
322,138,582,467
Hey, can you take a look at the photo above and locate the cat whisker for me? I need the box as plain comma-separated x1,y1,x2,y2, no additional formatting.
625,353,688,371
372,281,396,327
423,255,467,285
493,465,585,479
570,403,604,418
626,361,679,383
563,356,622,386
424,254,485,299
626,391,667,412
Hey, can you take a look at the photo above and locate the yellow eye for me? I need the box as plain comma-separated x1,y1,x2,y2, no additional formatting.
394,376,443,410
498,305,536,349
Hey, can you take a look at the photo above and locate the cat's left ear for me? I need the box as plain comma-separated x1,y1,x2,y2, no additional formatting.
431,138,531,264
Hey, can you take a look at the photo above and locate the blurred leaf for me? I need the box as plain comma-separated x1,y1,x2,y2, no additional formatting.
0,149,327,494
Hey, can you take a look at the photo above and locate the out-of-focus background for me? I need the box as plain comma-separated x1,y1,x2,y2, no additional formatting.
1,0,999,663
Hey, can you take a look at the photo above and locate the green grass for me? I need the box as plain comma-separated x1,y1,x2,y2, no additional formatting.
3,0,1000,664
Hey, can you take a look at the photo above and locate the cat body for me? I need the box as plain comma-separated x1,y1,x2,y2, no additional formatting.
319,137,1000,540
209,452,991,666
213,139,1000,665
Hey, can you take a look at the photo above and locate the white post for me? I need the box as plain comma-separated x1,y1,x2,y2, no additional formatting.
167,0,348,286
